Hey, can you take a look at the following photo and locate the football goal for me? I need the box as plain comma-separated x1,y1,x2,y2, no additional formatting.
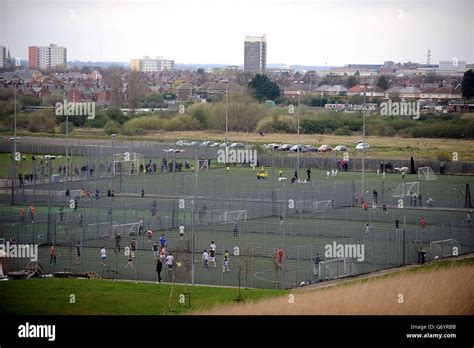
313,200,333,213
223,210,247,224
418,167,437,181
317,257,357,281
112,152,142,175
111,222,141,237
393,182,419,198
429,239,460,259
58,189,81,199
198,159,209,171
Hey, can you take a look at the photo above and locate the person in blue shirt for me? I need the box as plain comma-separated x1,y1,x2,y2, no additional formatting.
160,234,167,248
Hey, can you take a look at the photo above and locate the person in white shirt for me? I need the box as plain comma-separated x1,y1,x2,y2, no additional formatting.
210,241,216,252
179,224,185,240
365,223,372,235
202,250,209,269
208,248,216,267
165,253,174,280
100,246,107,267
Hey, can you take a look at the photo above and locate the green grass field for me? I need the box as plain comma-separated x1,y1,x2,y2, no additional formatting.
0,278,286,315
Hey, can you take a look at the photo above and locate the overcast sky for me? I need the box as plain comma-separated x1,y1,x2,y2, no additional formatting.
0,0,472,66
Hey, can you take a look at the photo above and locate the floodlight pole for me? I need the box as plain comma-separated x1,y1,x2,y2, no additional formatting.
65,114,69,190
297,91,300,169
191,199,195,285
11,81,18,205
111,134,116,191
47,157,54,245
225,82,228,145
361,85,367,198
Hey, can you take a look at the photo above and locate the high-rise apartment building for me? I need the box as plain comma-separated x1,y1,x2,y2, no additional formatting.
244,35,267,74
129,56,175,72
0,46,6,68
28,44,67,69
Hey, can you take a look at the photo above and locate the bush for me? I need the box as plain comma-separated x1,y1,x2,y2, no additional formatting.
334,125,352,136
27,110,56,133
104,120,120,135
58,121,75,134
164,115,201,131
86,110,111,128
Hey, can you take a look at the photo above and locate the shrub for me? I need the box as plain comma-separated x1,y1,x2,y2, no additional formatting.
104,120,120,135
164,115,200,131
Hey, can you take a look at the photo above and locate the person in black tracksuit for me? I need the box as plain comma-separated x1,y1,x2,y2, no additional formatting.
156,258,163,283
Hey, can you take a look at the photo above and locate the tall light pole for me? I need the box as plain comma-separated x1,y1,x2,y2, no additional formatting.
296,91,301,169
361,84,367,198
111,134,116,191
10,137,15,205
225,82,228,145
65,113,69,190
47,156,56,245
11,81,18,205
191,199,195,285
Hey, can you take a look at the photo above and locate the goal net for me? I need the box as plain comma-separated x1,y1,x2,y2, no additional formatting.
111,222,141,237
313,200,333,213
224,210,247,224
198,159,209,171
418,167,437,181
112,152,142,175
429,239,460,259
58,189,81,199
317,257,356,281
393,182,419,198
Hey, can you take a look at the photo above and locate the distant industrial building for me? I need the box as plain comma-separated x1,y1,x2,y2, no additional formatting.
244,35,266,74
438,60,468,76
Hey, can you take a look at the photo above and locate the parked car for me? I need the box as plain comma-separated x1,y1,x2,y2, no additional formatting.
219,142,231,147
318,144,333,152
277,144,293,151
187,141,201,147
229,142,246,149
355,142,369,150
209,142,220,147
176,140,189,146
200,141,212,146
333,145,347,152
163,149,184,153
264,143,281,150
289,145,310,153
303,145,318,152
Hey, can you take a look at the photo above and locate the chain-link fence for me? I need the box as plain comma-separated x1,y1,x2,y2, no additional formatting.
1,167,472,289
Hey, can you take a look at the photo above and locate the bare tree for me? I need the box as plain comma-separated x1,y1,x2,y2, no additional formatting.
127,71,146,116
110,68,123,109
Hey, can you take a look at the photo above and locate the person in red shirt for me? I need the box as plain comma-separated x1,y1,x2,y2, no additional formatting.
362,201,368,211
49,246,56,265
276,247,283,269
420,217,426,230
146,229,153,242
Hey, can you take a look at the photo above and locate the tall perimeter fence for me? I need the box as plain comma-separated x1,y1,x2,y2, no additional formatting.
1,161,472,289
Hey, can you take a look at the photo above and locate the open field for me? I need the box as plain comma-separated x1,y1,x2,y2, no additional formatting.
3,130,474,161
0,278,285,315
198,257,474,315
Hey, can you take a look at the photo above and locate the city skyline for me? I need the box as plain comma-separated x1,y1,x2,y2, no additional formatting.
0,0,473,66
